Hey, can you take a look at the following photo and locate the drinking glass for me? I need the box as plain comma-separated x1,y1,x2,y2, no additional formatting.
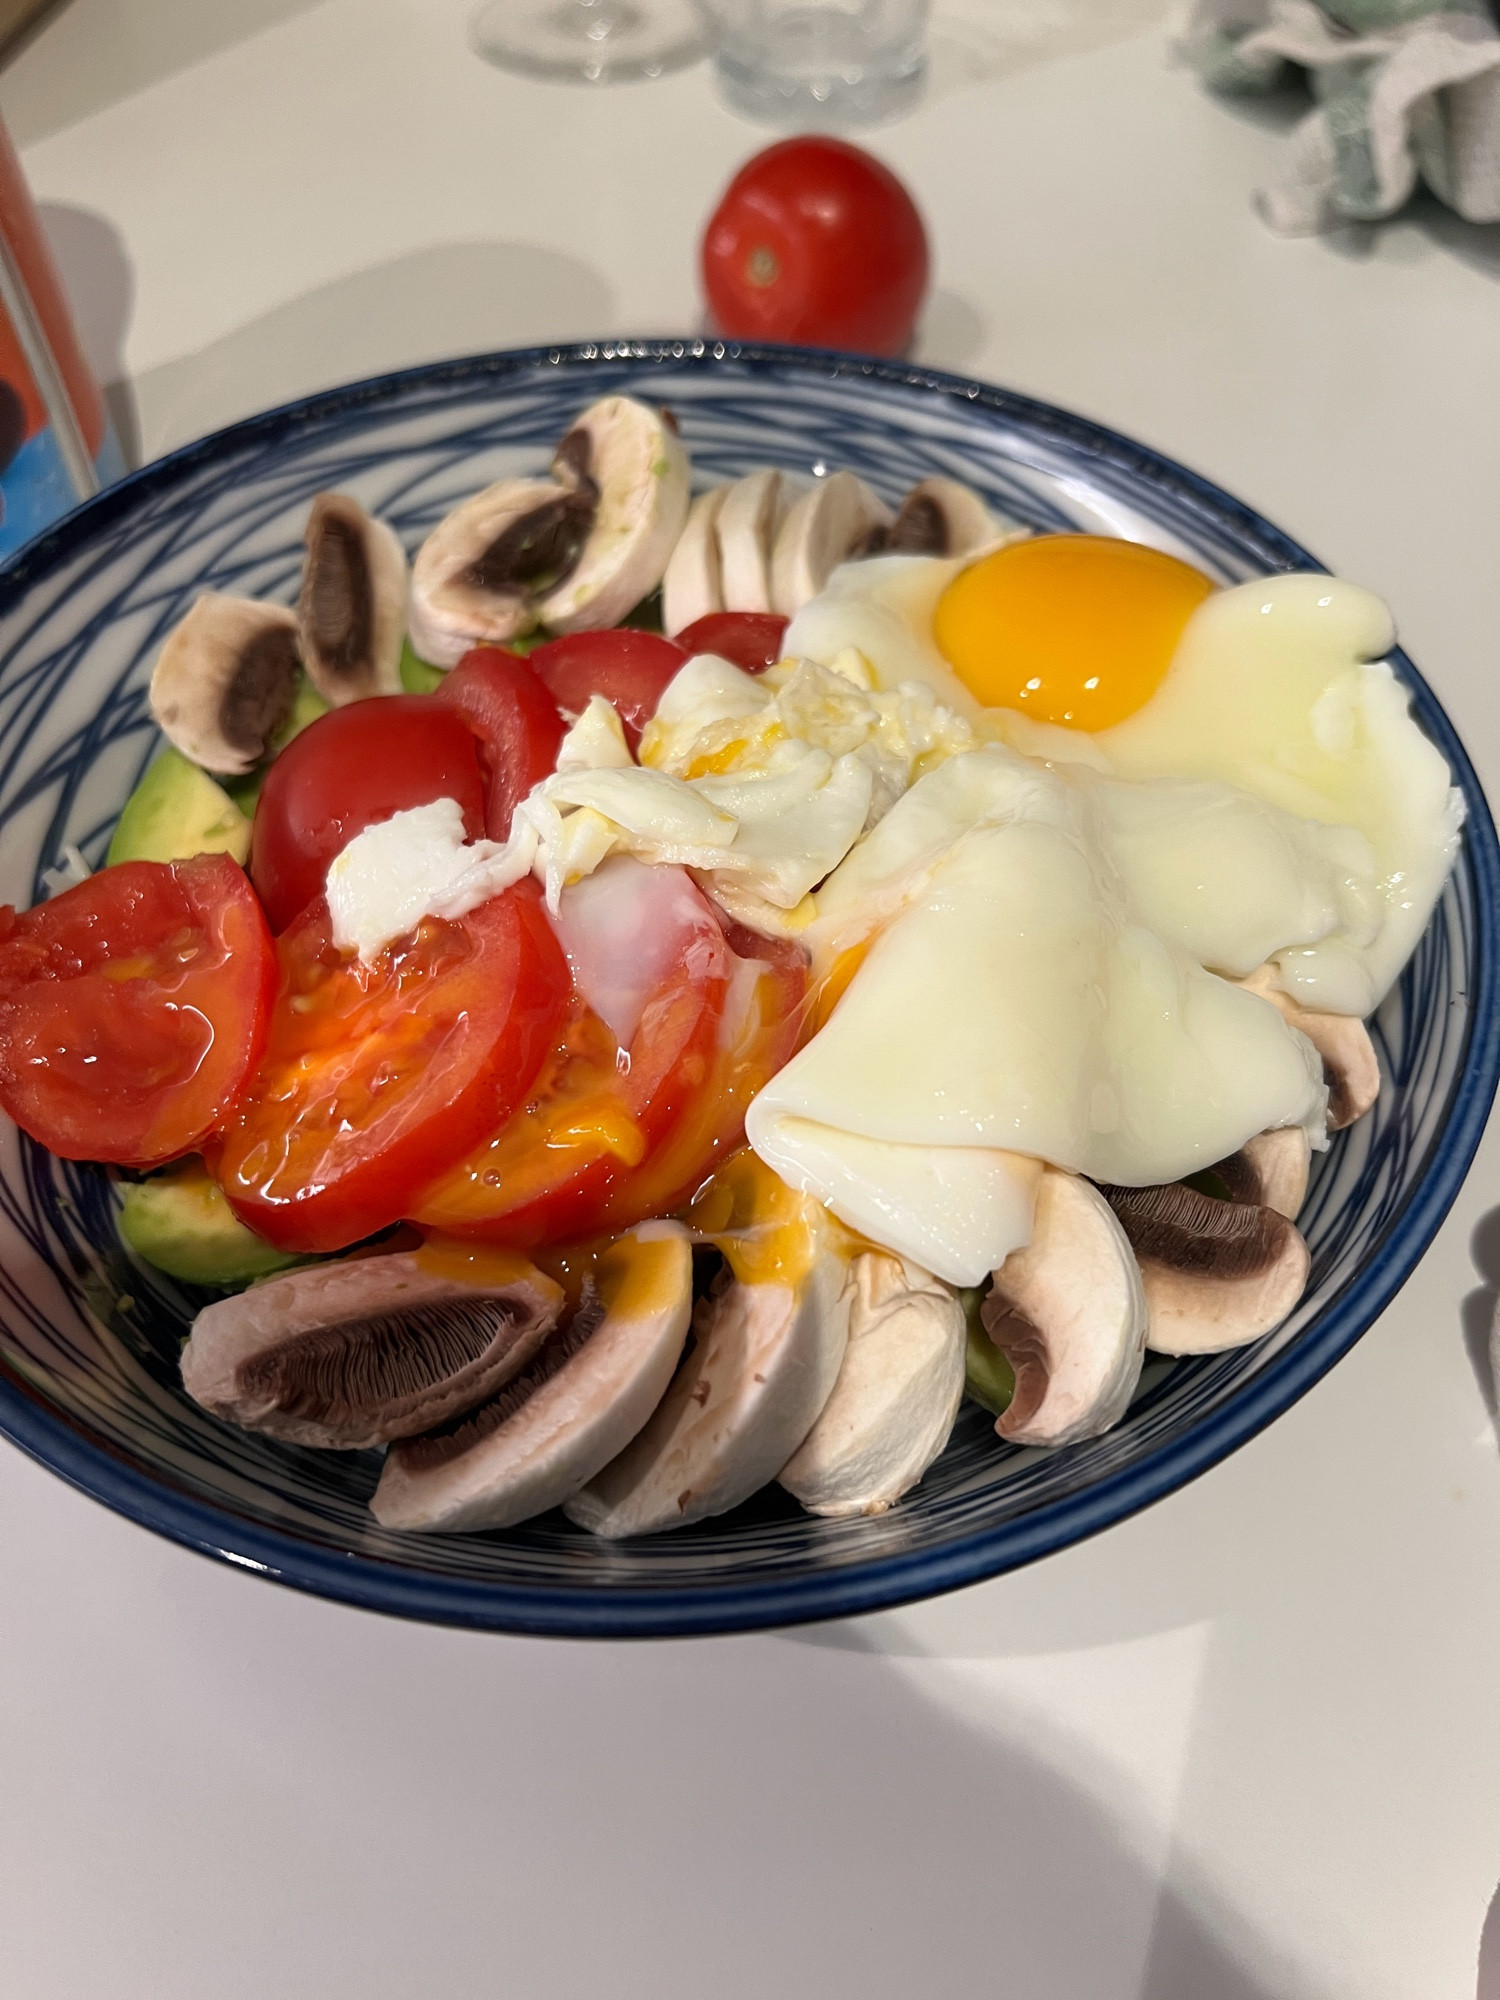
471,0,709,83
698,0,929,126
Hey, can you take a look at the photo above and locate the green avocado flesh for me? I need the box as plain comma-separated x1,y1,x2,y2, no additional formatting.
118,1162,297,1287
107,748,250,867
961,1287,1015,1418
399,638,445,693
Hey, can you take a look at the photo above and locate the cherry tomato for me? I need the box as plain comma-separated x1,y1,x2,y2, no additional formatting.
215,882,570,1253
437,648,566,838
672,611,789,675
701,136,929,358
250,695,487,933
410,874,734,1246
0,855,275,1166
526,629,688,751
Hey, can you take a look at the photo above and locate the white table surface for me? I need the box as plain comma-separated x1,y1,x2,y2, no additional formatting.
3,4,1500,1994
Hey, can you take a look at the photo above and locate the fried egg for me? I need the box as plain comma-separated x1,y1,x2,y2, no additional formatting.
742,538,1462,1281
748,748,1331,1284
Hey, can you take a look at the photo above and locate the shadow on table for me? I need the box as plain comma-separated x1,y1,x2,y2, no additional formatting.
1461,1205,1500,1435
85,1489,1290,2000
36,201,140,467
1479,1878,1500,2000
119,239,617,464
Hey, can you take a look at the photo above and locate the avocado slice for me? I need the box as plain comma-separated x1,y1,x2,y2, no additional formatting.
118,1161,299,1288
107,747,251,867
961,1284,1015,1418
400,637,445,693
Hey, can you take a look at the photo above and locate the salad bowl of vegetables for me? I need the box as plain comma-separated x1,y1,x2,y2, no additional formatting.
0,339,1493,1637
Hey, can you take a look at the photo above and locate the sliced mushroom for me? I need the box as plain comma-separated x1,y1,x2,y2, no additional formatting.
372,1223,694,1533
716,469,792,615
980,1167,1147,1447
770,471,893,617
181,1251,563,1450
297,493,408,705
408,475,589,667
536,397,691,634
859,477,999,560
149,593,302,776
1238,964,1379,1130
778,1251,965,1517
1212,1126,1311,1221
663,483,729,636
1102,1180,1310,1356
565,1234,853,1539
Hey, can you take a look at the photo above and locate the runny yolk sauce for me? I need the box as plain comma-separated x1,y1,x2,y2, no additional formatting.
687,1148,857,1288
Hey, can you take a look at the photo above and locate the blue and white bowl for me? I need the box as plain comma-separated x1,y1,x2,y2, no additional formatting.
0,341,1494,1637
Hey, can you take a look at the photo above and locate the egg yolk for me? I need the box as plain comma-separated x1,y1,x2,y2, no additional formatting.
933,534,1216,731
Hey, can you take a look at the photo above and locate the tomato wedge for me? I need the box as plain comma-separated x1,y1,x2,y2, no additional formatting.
251,695,487,933
215,882,569,1253
672,612,788,675
526,629,688,750
0,855,275,1166
411,871,733,1246
592,921,807,1232
437,648,566,838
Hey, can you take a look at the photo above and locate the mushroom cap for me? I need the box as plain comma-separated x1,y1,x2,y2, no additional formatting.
536,397,691,635
881,477,1000,559
1102,1180,1310,1355
981,1167,1147,1447
371,1223,694,1533
181,1250,564,1450
1219,1126,1311,1221
1238,964,1380,1130
770,471,893,618
662,483,729,637
779,1251,966,1517
565,1239,853,1539
716,468,793,615
298,492,409,706
149,593,302,777
409,476,584,667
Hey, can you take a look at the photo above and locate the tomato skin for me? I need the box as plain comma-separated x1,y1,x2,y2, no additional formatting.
672,612,788,675
701,137,929,358
437,648,566,838
593,921,808,1231
250,695,488,933
0,855,275,1166
411,882,734,1246
215,881,569,1253
411,905,808,1247
526,630,688,751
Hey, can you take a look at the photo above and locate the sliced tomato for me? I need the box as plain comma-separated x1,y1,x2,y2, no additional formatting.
411,868,733,1245
214,881,569,1253
526,629,688,750
672,612,789,675
0,855,275,1166
593,920,807,1231
437,648,566,838
250,695,487,933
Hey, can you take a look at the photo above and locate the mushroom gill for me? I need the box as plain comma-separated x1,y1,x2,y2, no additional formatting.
180,1251,564,1450
149,593,302,776
298,493,408,705
1100,1177,1310,1356
391,1289,608,1475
